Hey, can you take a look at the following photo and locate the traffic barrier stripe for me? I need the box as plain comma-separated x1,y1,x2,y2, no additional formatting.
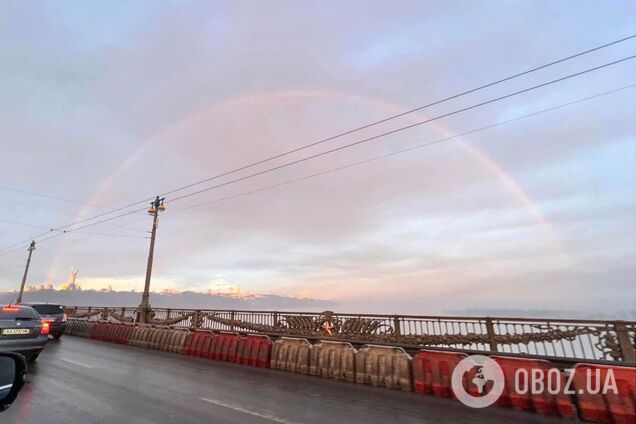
492,356,575,418
572,363,636,424
271,337,311,374
237,335,272,368
355,345,412,391
309,341,355,382
413,350,467,398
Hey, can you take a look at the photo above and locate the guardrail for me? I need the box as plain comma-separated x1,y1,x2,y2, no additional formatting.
64,306,636,364
65,321,636,422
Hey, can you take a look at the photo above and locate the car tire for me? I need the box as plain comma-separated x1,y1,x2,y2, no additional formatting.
53,333,62,340
25,353,39,362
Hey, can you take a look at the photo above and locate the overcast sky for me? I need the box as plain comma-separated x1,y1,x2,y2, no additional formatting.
1,1,635,314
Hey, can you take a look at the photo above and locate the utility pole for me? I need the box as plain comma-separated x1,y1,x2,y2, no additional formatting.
138,196,165,323
16,241,36,304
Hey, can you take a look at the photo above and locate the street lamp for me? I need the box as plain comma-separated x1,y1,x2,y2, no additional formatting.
16,241,36,304
138,196,166,323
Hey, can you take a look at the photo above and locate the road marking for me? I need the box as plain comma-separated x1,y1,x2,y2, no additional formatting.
199,397,302,424
58,358,95,369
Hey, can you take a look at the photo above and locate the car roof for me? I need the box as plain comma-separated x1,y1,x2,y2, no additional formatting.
20,302,63,306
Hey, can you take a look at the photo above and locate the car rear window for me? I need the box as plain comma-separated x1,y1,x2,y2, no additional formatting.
0,307,40,319
30,304,64,315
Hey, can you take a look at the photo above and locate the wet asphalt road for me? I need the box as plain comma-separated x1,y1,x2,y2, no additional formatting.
3,336,569,424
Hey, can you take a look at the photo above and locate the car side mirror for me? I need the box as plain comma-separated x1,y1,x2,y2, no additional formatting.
0,352,26,412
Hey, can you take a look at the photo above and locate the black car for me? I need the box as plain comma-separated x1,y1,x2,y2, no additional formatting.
0,305,49,362
20,303,67,340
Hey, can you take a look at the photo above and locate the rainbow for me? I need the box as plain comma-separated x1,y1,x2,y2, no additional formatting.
46,88,564,281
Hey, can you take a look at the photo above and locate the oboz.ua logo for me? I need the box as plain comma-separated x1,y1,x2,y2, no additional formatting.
451,355,505,408
451,355,621,409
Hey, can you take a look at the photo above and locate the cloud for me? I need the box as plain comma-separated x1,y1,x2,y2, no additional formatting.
0,1,635,317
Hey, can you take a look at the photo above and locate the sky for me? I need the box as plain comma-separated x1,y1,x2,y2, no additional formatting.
0,0,635,315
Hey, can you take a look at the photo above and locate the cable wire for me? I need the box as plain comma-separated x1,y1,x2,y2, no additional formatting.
10,35,635,236
171,84,636,214
166,56,636,205
156,35,636,199
1,40,634,252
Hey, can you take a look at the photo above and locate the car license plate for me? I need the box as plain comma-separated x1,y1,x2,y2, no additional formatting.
2,328,30,335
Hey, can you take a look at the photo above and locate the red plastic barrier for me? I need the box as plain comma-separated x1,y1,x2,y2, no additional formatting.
183,332,194,355
492,356,575,418
572,363,636,424
110,324,121,343
89,322,107,340
413,350,467,397
115,325,133,345
89,323,100,340
105,324,117,343
199,332,214,357
237,335,272,368
183,331,210,356
193,331,214,357
210,332,239,362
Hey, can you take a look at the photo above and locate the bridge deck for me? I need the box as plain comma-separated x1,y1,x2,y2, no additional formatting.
5,337,565,424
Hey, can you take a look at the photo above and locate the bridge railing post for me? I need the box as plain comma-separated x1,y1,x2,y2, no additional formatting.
192,310,200,329
393,315,401,336
615,320,636,364
485,317,498,352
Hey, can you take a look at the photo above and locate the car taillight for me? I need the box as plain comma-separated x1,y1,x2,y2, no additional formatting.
41,321,50,335
2,306,20,312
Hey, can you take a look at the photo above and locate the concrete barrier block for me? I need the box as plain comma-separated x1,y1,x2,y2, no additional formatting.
356,345,412,391
310,340,356,382
271,337,311,374
169,331,188,354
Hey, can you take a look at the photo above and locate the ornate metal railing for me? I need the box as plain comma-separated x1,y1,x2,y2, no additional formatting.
65,306,636,364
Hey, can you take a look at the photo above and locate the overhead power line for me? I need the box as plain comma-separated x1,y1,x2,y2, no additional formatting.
1,81,632,259
170,83,636,214
164,55,636,205
9,35,634,237
0,38,634,252
0,186,110,209
0,218,52,230
154,35,636,200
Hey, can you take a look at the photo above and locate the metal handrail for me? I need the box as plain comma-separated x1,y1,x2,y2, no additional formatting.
65,305,636,364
